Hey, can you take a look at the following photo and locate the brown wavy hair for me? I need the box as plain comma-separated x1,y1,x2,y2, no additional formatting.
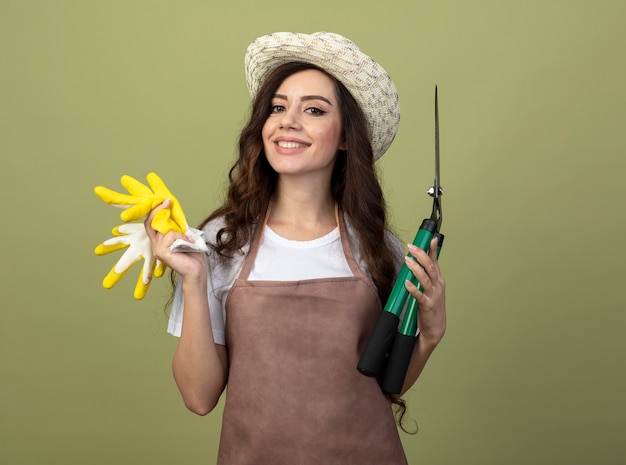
198,62,414,432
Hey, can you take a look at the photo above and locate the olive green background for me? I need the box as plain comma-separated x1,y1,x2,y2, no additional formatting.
2,0,625,464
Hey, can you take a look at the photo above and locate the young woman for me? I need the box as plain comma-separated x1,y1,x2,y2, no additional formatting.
145,32,446,465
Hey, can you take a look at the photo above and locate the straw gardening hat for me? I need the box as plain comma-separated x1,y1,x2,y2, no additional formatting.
244,32,400,160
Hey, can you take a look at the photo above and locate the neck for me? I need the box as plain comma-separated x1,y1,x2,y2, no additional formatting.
268,177,337,240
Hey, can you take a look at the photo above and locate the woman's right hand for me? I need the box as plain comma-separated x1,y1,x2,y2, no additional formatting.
144,199,207,284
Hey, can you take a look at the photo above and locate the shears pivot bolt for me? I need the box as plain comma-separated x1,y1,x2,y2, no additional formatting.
427,187,443,197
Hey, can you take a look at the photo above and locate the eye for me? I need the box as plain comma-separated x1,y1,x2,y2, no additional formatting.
305,107,327,116
270,104,286,113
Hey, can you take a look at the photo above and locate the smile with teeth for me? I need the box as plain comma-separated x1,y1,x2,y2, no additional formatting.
276,140,309,149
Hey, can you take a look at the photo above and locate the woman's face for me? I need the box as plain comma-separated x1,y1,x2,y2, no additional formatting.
261,69,345,183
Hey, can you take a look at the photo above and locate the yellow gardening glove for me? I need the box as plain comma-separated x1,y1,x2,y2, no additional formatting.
94,172,207,300
95,224,167,300
94,172,187,235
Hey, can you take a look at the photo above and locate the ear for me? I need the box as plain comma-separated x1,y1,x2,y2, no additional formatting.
338,138,347,151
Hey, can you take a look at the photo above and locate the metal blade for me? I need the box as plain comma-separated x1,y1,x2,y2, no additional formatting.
428,85,443,229
434,85,440,196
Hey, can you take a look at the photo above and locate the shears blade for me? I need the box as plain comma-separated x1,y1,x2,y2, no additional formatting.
428,85,443,230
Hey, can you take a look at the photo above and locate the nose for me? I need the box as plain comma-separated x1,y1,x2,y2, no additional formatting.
279,107,301,130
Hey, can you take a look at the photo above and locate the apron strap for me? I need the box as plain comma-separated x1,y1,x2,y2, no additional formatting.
237,204,271,281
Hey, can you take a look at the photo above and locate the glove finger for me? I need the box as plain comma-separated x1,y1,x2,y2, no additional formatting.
99,233,133,246
134,255,157,300
142,249,156,283
102,256,139,289
113,223,145,235
121,197,170,222
95,242,129,256
121,174,154,197
111,225,125,237
103,268,126,289
94,186,141,207
133,272,151,300
154,260,167,278
147,172,173,198
120,202,155,222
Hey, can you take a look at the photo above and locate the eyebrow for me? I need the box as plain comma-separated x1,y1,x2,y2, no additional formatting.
273,93,334,106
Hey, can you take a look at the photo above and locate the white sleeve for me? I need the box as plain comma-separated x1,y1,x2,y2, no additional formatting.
166,217,247,345
166,278,185,337
166,255,228,345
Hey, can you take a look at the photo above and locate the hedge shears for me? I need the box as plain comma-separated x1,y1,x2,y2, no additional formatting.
357,86,444,394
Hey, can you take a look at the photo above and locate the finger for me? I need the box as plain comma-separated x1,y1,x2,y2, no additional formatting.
100,234,131,246
94,186,139,206
404,279,428,307
404,255,432,292
114,223,144,235
429,237,439,260
141,249,156,284
94,242,129,256
133,267,151,300
95,229,134,251
102,268,125,289
102,256,138,289
134,252,162,300
147,172,176,200
407,243,441,281
121,174,154,197
154,260,167,278
121,200,159,222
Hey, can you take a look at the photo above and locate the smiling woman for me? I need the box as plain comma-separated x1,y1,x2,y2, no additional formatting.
143,32,447,465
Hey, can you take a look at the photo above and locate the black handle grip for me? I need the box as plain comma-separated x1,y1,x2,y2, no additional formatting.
381,333,417,394
357,311,399,377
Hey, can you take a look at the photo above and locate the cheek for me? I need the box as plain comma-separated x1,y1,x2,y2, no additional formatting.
261,121,270,140
261,122,273,149
327,126,344,148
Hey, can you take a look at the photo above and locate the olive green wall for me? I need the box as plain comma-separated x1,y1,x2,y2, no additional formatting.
2,1,624,464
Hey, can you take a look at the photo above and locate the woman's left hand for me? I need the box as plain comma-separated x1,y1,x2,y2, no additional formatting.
404,238,447,347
